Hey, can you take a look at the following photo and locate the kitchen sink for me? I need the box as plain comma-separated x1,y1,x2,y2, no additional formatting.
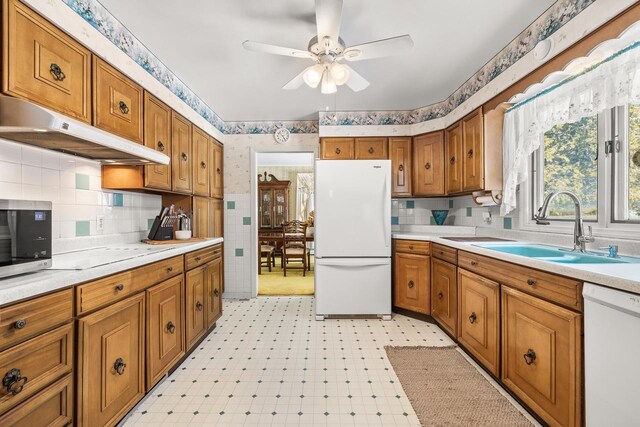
472,243,638,264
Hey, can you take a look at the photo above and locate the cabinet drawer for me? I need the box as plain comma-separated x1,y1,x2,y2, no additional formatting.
395,240,430,255
92,57,144,143
3,0,91,123
457,269,499,377
458,251,582,311
0,374,73,427
77,256,183,314
0,323,73,414
502,286,582,427
321,138,354,160
431,258,457,337
185,245,222,271
0,289,73,350
354,138,388,159
393,253,430,314
432,243,457,264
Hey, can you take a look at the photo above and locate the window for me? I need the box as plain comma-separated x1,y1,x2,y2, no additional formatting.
613,104,640,221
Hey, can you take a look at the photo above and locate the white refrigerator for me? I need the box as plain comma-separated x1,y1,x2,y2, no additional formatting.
314,160,392,320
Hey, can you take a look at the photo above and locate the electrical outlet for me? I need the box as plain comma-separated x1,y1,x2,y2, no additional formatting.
96,215,104,234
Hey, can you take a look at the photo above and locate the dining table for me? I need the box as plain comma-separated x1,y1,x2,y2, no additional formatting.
258,230,314,274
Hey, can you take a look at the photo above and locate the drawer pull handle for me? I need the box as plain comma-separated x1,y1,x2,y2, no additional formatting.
526,279,536,286
468,312,477,324
450,156,456,165
167,266,174,273
368,147,374,154
425,162,431,170
113,358,127,375
439,251,444,255
196,301,203,311
408,245,414,250
118,101,130,114
523,349,536,365
49,63,66,81
13,319,27,330
167,321,176,334
214,288,219,296
195,256,202,262
467,149,474,159
437,291,443,300
407,280,414,289
157,141,165,152
115,284,125,292
470,261,478,266
335,147,341,154
200,161,207,169
216,167,221,174
398,164,404,172
181,152,188,161
3,369,28,395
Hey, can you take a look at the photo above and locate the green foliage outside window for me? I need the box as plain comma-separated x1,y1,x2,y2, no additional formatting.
628,105,640,220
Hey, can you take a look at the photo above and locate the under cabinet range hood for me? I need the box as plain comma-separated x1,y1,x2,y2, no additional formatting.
0,96,169,165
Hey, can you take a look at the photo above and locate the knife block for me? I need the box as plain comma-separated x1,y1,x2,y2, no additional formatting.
147,216,175,241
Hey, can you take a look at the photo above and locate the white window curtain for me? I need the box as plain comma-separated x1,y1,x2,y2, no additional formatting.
296,173,314,221
501,41,640,216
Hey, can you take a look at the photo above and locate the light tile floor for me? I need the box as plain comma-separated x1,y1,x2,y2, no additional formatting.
123,297,531,426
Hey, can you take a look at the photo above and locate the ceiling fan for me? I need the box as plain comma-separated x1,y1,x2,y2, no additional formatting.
242,0,414,94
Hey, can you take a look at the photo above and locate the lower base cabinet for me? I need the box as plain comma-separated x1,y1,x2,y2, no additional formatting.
502,286,582,427
206,258,223,328
431,258,458,336
77,293,145,427
457,269,500,377
186,266,207,348
393,252,430,314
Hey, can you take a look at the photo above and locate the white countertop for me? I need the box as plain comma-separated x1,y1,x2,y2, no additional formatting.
0,238,223,306
393,231,640,296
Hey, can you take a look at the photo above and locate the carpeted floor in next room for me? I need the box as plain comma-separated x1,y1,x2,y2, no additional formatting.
258,256,315,296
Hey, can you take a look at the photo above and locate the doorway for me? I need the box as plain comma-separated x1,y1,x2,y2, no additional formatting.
253,152,315,296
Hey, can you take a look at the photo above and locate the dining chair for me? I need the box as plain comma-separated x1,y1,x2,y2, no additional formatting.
282,220,308,277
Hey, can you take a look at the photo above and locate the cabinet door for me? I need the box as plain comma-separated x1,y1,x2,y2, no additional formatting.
458,269,499,377
394,252,430,314
273,189,288,226
354,138,388,159
413,131,445,196
192,126,210,196
193,196,210,239
210,199,223,238
431,258,457,336
185,267,207,349
210,140,224,199
77,293,145,427
4,0,91,123
502,286,582,427
143,93,172,190
321,138,354,160
259,189,273,228
390,137,412,196
205,258,223,328
146,276,185,391
92,57,144,143
462,108,484,192
445,122,463,194
171,112,193,193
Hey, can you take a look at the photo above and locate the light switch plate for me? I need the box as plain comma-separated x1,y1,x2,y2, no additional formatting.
96,215,104,234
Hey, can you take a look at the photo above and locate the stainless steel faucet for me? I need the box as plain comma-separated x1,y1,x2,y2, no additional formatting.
534,190,595,252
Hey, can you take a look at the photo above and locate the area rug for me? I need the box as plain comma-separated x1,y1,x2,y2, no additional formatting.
258,256,314,295
385,346,533,426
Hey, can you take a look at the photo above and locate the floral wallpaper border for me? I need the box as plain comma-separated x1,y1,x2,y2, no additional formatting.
62,0,593,133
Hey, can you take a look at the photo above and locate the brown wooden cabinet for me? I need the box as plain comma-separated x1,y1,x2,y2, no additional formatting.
143,93,172,190
320,138,354,160
185,266,207,349
462,108,484,192
145,276,185,391
258,173,290,230
413,131,445,196
3,0,91,123
192,126,210,196
205,258,223,328
458,268,500,377
92,57,144,143
390,137,412,196
210,139,224,199
77,293,145,427
394,251,430,315
171,111,193,193
431,258,458,337
354,137,388,159
445,122,463,194
502,286,582,427
210,199,223,238
193,196,209,238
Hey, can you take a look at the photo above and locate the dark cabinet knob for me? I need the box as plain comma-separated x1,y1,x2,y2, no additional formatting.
398,164,404,172
214,288,219,296
181,152,188,161
200,161,207,169
115,284,125,292
469,312,477,324
368,147,374,154
3,368,28,395
216,168,221,174
196,301,203,311
167,321,176,334
118,101,130,114
113,358,127,375
470,261,478,266
439,251,444,256
167,266,173,273
467,149,474,159
425,162,431,170
437,291,443,300
157,141,165,152
13,319,27,330
49,63,66,81
407,280,414,289
195,256,201,262
527,279,536,286
450,156,456,165
335,147,341,154
523,349,537,365
408,245,414,250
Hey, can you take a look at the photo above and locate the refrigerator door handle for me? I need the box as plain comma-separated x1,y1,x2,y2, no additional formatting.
316,258,390,267
383,173,391,248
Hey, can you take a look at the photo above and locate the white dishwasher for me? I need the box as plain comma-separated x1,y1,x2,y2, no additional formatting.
583,283,640,426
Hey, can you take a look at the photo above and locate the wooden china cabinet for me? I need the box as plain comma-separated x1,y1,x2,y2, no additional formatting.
258,173,290,230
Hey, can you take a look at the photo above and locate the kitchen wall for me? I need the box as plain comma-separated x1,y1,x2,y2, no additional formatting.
0,138,161,254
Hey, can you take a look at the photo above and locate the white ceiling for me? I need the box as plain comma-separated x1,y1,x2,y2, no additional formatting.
98,0,556,122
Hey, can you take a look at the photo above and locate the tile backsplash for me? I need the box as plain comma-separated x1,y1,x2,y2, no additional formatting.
0,138,162,253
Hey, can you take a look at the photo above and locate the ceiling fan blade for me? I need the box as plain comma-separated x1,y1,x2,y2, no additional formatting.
242,40,316,60
282,68,308,90
342,64,369,92
343,35,414,61
315,0,343,51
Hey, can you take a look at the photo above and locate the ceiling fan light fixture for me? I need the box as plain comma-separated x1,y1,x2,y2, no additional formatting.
320,69,337,94
329,62,350,86
302,64,324,88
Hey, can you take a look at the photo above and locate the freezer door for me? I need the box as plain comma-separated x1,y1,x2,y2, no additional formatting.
315,160,391,258
315,257,391,316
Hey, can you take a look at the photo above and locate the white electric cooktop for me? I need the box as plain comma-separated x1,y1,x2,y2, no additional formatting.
50,244,174,270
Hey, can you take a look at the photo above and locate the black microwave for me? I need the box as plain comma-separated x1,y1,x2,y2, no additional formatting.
0,200,52,278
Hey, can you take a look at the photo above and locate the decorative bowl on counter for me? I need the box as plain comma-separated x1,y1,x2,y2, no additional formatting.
431,209,449,225
175,230,192,240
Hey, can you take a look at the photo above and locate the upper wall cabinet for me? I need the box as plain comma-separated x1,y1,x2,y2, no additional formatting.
3,0,92,123
390,137,412,197
143,93,172,191
210,139,224,199
93,57,144,143
445,121,464,194
462,108,484,192
171,111,193,194
192,126,210,197
354,137,388,160
321,138,355,160
413,131,445,196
